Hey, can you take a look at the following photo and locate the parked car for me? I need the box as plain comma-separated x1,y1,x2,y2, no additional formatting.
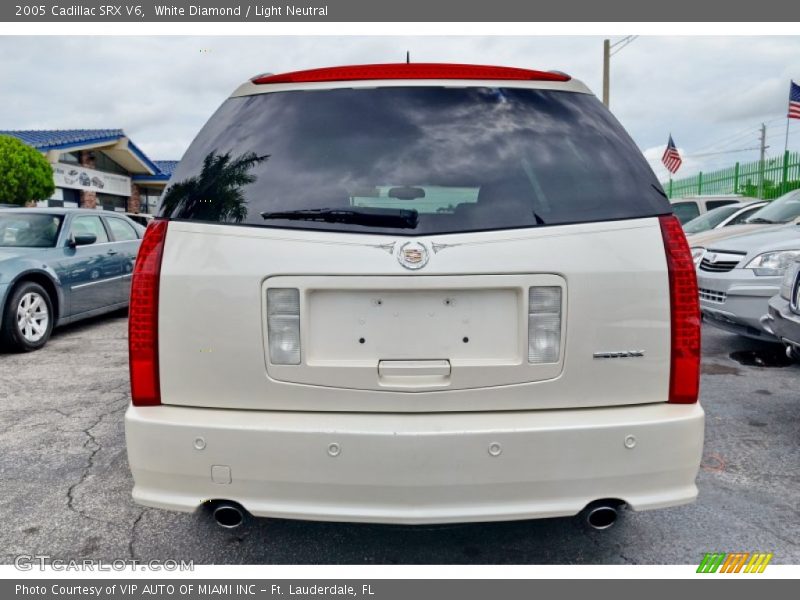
125,63,703,530
670,195,744,224
762,258,800,360
682,200,767,235
0,208,142,351
688,189,800,265
697,223,800,340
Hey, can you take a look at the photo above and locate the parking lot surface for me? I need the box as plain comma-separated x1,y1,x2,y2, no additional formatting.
0,313,798,565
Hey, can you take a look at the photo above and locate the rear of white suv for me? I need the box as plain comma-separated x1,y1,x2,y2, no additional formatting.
125,63,704,526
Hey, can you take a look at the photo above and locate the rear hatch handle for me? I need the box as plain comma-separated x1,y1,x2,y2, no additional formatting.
377,360,451,388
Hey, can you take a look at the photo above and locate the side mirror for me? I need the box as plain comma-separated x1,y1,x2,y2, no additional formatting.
68,232,97,248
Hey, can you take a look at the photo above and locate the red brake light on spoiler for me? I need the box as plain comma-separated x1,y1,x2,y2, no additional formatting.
659,215,701,404
253,63,572,85
129,220,168,406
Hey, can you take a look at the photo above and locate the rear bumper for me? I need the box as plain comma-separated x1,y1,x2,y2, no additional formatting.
125,402,704,524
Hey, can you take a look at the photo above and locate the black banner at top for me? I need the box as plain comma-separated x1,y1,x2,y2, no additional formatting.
2,0,799,22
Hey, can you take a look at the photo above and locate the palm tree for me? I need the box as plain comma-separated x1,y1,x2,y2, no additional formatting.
161,151,268,223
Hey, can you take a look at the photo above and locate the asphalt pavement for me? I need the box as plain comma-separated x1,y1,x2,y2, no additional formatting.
0,313,798,565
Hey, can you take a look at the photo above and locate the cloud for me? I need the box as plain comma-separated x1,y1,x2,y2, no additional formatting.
0,35,798,180
643,143,707,183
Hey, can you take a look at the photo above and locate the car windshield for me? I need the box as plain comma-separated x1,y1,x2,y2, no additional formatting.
0,213,63,248
683,204,742,234
160,86,669,235
745,191,800,224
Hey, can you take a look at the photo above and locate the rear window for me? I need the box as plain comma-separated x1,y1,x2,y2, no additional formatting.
705,200,739,210
106,217,139,241
160,87,669,236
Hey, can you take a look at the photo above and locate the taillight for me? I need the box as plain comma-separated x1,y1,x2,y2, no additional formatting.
129,220,168,406
659,215,701,404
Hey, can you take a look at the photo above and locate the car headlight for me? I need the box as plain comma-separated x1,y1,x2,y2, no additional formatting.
779,260,800,299
744,250,800,276
691,247,705,267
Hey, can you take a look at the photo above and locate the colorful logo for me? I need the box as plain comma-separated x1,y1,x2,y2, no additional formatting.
697,552,773,573
397,241,429,270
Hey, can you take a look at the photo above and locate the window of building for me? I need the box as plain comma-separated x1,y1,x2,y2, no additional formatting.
139,187,162,214
93,152,129,175
62,188,80,207
97,193,128,212
60,152,80,164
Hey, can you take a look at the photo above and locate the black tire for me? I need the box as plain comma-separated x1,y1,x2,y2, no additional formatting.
788,344,800,363
0,281,55,352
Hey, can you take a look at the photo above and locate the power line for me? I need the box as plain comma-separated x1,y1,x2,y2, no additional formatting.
644,146,761,164
686,146,762,158
610,36,638,56
689,126,760,155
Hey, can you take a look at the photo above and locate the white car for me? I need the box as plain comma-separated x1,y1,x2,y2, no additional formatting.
125,63,704,530
682,200,767,236
670,195,746,225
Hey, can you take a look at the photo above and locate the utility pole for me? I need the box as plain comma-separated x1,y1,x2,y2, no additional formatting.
602,39,610,107
758,123,767,198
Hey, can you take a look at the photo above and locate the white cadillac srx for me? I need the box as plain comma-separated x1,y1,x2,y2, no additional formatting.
125,63,704,530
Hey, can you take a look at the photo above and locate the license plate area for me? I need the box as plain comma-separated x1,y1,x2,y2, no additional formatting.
308,288,520,362
264,275,565,392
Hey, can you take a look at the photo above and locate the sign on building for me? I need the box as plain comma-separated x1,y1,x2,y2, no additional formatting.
52,163,131,197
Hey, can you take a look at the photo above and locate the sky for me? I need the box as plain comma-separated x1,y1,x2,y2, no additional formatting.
1,35,799,183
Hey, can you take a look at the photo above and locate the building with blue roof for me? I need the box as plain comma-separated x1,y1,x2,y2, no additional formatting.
0,129,177,214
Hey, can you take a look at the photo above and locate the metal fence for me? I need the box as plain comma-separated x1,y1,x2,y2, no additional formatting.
664,150,800,200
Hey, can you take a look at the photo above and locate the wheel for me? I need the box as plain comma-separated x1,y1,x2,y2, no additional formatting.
787,344,800,363
0,281,54,352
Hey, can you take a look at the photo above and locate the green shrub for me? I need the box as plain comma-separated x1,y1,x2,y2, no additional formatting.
0,135,55,205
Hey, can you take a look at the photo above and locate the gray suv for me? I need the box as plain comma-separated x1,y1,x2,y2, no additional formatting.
698,223,800,340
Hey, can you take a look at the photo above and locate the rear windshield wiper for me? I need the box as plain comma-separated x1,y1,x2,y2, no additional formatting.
260,207,419,229
746,217,775,224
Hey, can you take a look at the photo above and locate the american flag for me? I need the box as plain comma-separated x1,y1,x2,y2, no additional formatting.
662,135,682,174
789,80,800,120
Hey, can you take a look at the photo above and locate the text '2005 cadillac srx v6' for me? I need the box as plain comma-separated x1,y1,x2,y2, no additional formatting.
125,63,703,529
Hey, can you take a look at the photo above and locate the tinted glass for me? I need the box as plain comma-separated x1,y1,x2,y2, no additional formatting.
106,217,139,241
70,216,109,244
745,190,800,224
160,87,669,235
0,213,63,248
672,202,700,224
705,200,739,210
683,204,741,234
727,205,762,225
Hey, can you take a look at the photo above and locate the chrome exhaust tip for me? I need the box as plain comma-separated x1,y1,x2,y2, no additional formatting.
586,506,617,530
212,503,244,529
583,501,622,530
